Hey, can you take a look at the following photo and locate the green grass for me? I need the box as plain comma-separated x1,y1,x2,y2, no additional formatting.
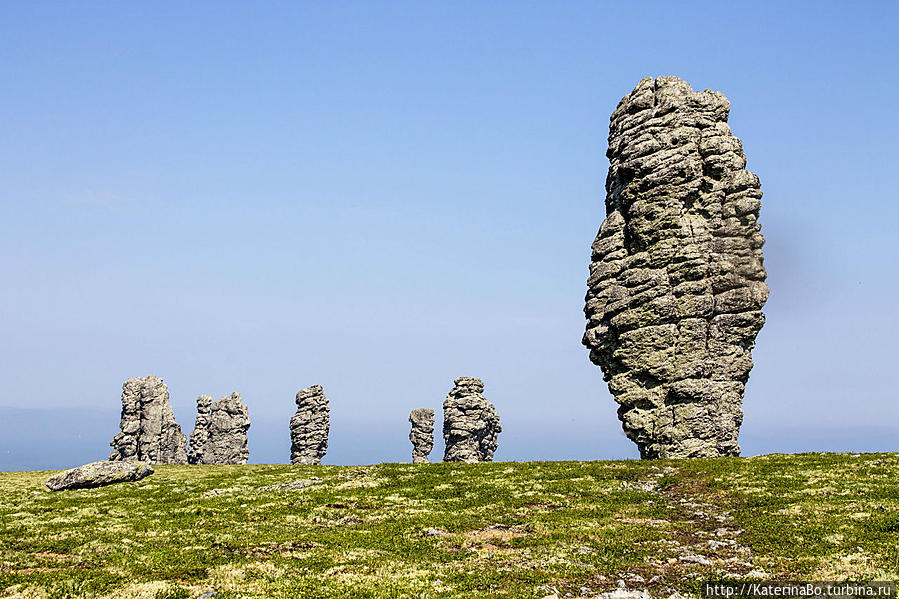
0,453,896,598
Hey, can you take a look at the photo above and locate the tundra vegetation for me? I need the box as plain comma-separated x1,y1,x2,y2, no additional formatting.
0,453,896,598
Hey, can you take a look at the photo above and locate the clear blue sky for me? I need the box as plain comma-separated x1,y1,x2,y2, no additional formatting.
1,1,897,468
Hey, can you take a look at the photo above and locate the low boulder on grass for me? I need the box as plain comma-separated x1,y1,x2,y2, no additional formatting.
45,460,154,491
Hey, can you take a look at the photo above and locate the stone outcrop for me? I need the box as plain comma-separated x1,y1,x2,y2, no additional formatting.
582,76,768,459
408,408,435,464
188,392,251,465
442,377,502,463
109,376,188,464
290,385,330,465
46,460,153,491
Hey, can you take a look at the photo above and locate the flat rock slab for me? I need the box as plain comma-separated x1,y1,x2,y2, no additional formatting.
45,460,154,491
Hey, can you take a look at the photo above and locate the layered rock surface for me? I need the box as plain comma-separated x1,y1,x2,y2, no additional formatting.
582,76,768,459
108,376,188,464
290,385,330,465
46,460,153,491
409,408,435,464
442,377,501,463
188,392,251,465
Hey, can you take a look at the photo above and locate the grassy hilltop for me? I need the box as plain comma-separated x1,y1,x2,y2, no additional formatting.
1,453,897,598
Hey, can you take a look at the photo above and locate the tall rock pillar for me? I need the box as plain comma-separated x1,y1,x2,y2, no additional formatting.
109,375,188,465
290,385,330,465
442,377,501,463
188,392,251,465
583,77,768,458
409,408,434,464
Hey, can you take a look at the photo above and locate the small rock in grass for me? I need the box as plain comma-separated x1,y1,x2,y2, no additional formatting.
597,589,652,599
424,527,447,536
679,551,714,565
259,477,322,491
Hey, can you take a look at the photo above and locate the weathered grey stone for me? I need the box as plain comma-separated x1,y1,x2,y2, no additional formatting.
108,376,188,464
582,76,768,459
45,460,153,491
409,408,434,464
188,392,251,465
290,385,330,465
442,377,501,463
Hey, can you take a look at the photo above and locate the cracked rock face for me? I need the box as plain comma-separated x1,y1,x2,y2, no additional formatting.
583,77,768,459
188,392,251,465
442,377,502,463
409,408,435,464
290,385,330,465
108,376,188,465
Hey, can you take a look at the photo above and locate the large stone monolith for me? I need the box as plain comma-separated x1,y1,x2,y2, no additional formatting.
109,376,188,465
188,392,251,465
442,377,501,463
582,76,768,459
409,408,434,464
290,385,330,465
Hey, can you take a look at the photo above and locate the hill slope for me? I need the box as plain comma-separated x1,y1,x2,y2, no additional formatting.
1,454,897,598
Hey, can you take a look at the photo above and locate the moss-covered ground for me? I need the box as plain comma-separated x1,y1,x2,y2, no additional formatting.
1,453,896,598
